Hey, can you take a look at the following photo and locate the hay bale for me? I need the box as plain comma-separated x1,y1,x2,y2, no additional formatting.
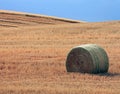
66,44,109,74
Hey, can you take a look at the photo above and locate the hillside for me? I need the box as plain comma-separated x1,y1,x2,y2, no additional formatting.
0,10,120,94
0,10,81,27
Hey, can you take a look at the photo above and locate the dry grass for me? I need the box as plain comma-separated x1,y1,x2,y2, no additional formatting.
0,11,120,94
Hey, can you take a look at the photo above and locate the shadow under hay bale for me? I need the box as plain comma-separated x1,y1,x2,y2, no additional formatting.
66,44,109,74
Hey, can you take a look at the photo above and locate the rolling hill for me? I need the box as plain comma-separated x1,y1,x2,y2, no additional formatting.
0,10,120,94
0,10,81,27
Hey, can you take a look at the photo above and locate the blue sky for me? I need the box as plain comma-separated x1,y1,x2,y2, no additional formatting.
0,0,120,22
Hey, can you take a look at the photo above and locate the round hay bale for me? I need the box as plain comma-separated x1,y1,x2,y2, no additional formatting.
66,44,109,74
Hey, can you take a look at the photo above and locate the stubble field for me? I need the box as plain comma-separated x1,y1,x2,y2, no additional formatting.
0,10,120,94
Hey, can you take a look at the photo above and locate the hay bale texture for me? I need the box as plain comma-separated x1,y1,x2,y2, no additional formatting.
66,44,109,74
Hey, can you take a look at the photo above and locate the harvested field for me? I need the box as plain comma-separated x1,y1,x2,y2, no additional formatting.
0,10,81,27
0,10,120,94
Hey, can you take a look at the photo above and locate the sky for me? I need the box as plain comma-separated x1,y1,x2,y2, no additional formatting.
0,0,120,22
